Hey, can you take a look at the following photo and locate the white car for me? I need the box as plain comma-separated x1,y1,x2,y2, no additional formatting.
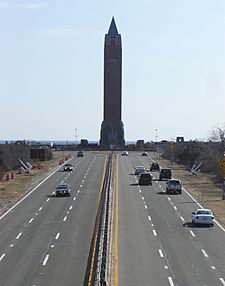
134,166,146,175
121,151,128,156
192,208,214,226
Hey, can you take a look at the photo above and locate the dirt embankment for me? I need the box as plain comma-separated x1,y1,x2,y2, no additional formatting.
0,151,70,216
151,152,225,226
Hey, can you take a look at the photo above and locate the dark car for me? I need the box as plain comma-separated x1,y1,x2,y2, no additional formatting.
150,162,160,172
55,183,71,197
63,163,74,171
141,152,148,156
77,150,84,157
159,168,172,180
138,172,152,185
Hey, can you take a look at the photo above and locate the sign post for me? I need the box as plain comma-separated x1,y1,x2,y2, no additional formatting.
219,158,225,200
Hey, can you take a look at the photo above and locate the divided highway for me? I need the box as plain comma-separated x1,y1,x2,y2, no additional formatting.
1,151,225,285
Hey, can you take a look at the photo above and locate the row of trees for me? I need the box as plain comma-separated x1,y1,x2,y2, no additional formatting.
163,124,225,181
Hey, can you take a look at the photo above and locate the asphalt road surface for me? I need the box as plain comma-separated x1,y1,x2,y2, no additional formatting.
1,151,225,286
118,152,225,286
0,152,105,286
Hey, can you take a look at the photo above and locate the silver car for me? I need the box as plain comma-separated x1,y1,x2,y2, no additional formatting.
134,166,146,176
192,208,214,226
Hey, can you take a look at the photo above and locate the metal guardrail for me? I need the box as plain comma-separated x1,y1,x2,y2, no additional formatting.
83,154,113,286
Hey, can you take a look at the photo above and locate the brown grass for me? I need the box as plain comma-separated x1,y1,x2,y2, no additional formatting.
0,151,70,215
152,152,225,226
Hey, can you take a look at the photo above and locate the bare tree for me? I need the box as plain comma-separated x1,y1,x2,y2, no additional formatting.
209,123,225,142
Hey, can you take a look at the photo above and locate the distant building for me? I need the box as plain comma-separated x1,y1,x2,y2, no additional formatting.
100,17,125,149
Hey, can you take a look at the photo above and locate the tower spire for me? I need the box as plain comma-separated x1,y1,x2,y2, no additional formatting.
108,17,118,36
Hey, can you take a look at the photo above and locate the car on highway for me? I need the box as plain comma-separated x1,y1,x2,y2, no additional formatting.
121,151,129,156
192,208,214,226
138,172,152,185
141,152,148,156
166,179,182,194
63,163,74,172
150,162,160,172
159,168,172,180
55,183,71,197
134,165,146,175
77,150,84,157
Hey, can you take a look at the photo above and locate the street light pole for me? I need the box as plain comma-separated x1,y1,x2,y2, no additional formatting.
75,128,78,144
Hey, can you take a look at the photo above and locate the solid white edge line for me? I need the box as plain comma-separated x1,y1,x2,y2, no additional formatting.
182,187,225,232
220,278,225,286
0,254,5,261
0,159,72,221
168,277,175,286
42,254,49,266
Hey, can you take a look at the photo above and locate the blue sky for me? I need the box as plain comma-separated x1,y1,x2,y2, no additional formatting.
1,0,225,142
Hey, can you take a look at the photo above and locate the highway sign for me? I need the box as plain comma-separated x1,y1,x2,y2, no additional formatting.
219,158,225,170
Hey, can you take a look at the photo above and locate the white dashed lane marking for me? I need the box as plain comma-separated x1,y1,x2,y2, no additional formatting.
211,266,216,270
39,207,43,211
148,215,152,221
158,249,164,258
55,233,60,240
0,254,5,261
173,206,177,210
29,218,34,224
69,206,73,210
168,277,175,286
63,216,67,222
42,254,49,266
190,230,195,237
180,216,185,222
16,232,22,240
152,230,157,236
201,249,208,258
220,278,225,286
73,197,76,201
144,205,148,209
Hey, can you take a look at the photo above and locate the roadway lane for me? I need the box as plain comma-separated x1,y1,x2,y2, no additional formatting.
117,152,225,286
0,152,106,286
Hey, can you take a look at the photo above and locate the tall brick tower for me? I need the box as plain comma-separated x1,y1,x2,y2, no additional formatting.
100,17,125,149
